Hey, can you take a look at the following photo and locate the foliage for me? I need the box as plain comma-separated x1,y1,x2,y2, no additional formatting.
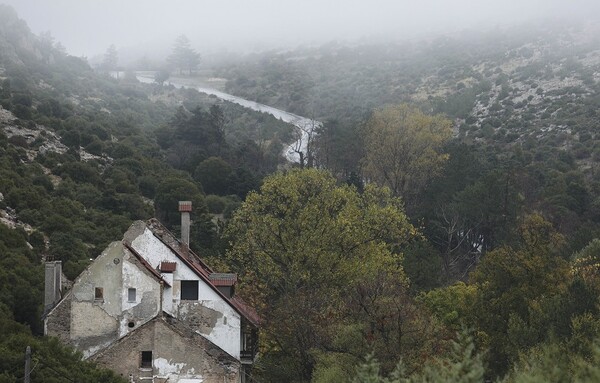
167,35,200,75
101,44,118,72
419,282,477,332
362,104,452,209
194,156,233,195
470,214,569,376
154,68,170,85
354,332,600,383
3,5,600,382
226,169,439,381
572,238,600,289
503,339,600,383
0,313,125,382
353,329,484,383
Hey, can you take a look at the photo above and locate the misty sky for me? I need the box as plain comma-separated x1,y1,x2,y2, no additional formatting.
3,0,600,58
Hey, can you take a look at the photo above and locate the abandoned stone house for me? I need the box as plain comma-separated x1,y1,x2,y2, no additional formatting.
43,201,259,383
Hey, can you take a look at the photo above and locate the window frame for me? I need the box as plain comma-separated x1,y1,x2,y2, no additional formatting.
180,280,199,300
140,351,152,368
94,287,104,301
127,287,136,302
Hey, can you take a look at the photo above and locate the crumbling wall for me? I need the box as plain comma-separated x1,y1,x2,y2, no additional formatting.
92,317,240,383
48,240,162,358
177,302,222,335
129,226,242,359
45,292,72,343
68,241,124,357
119,252,161,337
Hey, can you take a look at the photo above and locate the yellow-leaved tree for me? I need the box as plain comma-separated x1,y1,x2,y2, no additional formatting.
225,169,444,382
362,104,452,209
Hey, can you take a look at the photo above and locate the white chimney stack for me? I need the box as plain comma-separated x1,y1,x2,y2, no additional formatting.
179,201,192,246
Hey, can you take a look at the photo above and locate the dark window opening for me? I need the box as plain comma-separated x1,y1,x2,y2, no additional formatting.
181,280,199,300
128,288,136,302
128,321,135,328
217,285,235,298
140,351,152,368
94,287,103,300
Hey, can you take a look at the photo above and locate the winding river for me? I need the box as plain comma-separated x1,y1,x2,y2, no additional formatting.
135,72,321,163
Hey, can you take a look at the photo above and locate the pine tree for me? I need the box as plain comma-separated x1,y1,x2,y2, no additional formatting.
102,44,118,74
167,35,200,75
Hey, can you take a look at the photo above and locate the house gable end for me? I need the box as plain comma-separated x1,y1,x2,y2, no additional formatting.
128,224,257,326
91,315,240,382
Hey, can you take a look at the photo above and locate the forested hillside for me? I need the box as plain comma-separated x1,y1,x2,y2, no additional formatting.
214,18,600,383
2,3,600,383
216,20,600,255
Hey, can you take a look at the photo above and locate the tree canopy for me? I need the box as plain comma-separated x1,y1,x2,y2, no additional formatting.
167,34,200,75
225,169,444,381
101,44,118,73
362,104,452,209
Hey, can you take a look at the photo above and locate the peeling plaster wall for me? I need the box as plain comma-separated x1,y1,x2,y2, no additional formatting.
178,299,241,360
92,317,240,383
119,252,161,337
46,241,162,358
130,226,242,359
68,241,123,357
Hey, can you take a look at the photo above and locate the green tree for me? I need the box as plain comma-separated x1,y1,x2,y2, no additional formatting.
470,214,569,376
419,282,478,332
313,119,364,180
0,314,126,382
193,156,232,195
503,339,600,383
353,330,484,383
102,44,118,75
154,177,205,227
226,169,418,381
362,104,452,210
167,35,200,75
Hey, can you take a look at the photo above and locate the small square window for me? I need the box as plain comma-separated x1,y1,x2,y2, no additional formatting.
181,280,199,300
94,287,103,301
128,288,136,302
140,351,152,368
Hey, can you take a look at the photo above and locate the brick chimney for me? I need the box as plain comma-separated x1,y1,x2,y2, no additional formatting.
179,201,192,246
44,261,62,313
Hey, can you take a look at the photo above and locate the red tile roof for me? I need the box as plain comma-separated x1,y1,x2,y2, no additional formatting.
230,296,261,327
144,220,260,328
147,218,213,274
209,273,237,286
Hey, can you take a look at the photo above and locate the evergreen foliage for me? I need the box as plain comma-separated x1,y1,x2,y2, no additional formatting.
167,35,200,75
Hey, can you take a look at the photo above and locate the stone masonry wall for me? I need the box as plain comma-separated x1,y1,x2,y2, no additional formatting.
45,293,72,344
92,317,240,383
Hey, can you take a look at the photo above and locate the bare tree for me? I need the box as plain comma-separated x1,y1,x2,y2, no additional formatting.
291,117,319,168
431,205,483,280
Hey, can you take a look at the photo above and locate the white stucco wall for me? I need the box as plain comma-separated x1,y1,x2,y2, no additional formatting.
130,228,242,359
118,255,161,337
162,273,174,315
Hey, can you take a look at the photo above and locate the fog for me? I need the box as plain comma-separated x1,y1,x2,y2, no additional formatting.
3,0,600,59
